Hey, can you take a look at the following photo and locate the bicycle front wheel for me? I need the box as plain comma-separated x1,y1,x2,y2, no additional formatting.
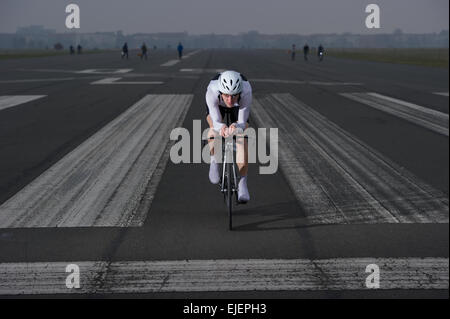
227,163,233,230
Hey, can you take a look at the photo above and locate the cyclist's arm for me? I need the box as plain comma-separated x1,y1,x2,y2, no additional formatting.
234,83,252,131
233,105,249,132
206,85,226,132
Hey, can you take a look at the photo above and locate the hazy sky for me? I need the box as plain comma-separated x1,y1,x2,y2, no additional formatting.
0,0,448,35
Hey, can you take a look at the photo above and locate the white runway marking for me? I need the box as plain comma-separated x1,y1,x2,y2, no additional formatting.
251,79,363,85
160,60,180,67
433,92,449,97
90,77,164,85
76,69,133,74
252,94,448,224
341,92,449,136
0,95,46,111
0,78,77,84
18,68,133,75
161,50,202,66
308,81,363,86
251,79,307,84
182,49,201,58
0,258,447,295
18,68,76,73
0,95,193,228
180,68,226,73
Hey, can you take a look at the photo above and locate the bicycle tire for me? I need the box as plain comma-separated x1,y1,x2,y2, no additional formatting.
227,162,233,230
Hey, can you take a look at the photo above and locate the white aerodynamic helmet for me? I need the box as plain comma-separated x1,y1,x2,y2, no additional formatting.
218,70,243,95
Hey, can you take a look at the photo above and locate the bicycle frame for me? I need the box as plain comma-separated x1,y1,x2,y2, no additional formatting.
220,136,238,194
221,110,239,230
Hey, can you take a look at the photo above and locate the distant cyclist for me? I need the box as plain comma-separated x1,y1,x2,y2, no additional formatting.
318,44,324,61
205,70,252,203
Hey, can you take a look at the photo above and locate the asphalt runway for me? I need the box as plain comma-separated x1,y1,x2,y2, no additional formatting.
0,49,448,298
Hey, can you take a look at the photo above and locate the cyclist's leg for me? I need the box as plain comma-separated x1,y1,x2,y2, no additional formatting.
206,115,215,154
236,123,250,202
206,114,222,184
227,106,249,177
235,123,249,177
206,105,227,155
206,114,224,155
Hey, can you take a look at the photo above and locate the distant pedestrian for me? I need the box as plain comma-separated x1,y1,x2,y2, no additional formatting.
77,44,82,54
303,43,309,61
177,42,183,59
291,44,296,61
141,43,148,60
69,45,75,55
122,42,129,59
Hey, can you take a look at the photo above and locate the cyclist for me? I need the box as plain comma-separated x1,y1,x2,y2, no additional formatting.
318,44,324,61
205,70,252,203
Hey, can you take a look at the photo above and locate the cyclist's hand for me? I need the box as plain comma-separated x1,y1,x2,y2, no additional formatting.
220,125,228,138
228,124,236,136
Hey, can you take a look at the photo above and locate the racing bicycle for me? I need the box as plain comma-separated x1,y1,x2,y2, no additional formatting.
208,109,247,230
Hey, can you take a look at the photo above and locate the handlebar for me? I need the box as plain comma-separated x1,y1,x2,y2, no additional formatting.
208,136,249,140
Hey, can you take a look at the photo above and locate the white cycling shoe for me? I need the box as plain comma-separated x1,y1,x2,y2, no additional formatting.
209,157,220,184
238,176,250,203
